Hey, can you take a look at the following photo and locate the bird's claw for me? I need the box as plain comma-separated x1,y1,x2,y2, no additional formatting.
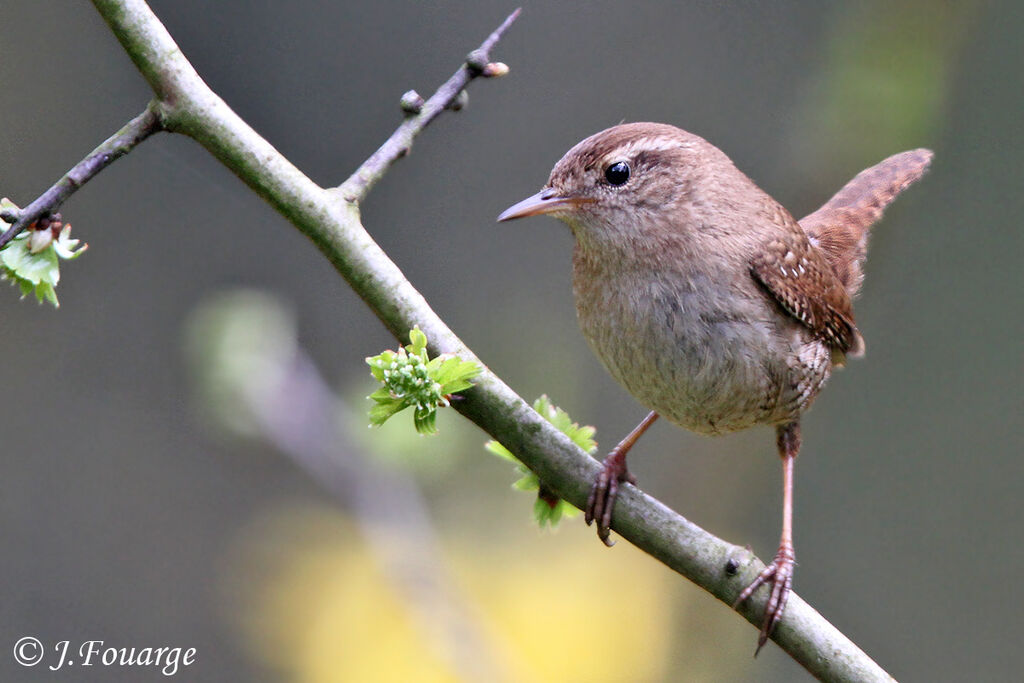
733,544,795,655
584,448,636,547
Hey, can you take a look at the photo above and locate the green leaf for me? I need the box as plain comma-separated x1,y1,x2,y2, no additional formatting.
37,281,58,306
486,395,595,528
534,498,558,526
408,325,428,356
413,406,437,435
368,399,405,426
366,327,480,434
52,225,86,260
368,386,393,401
1,236,60,286
485,439,517,462
533,495,578,528
0,202,87,308
434,356,481,395
512,473,538,491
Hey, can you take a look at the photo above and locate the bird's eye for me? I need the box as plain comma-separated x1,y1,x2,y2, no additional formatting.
604,161,630,186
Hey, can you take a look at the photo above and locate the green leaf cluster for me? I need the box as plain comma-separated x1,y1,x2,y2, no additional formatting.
486,395,596,528
0,198,87,307
366,326,480,435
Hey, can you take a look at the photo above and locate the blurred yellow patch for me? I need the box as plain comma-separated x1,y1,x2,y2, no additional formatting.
223,503,676,682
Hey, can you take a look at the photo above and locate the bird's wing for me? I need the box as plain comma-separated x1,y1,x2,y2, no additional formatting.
750,224,865,357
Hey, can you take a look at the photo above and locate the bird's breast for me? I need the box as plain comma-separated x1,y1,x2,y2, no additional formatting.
572,249,829,434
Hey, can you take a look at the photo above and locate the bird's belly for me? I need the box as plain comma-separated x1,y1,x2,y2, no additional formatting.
575,278,829,435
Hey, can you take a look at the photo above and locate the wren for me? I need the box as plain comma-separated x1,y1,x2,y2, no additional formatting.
498,122,932,651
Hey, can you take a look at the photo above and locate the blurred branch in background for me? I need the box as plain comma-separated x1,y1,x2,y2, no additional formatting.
185,292,694,682
185,291,515,682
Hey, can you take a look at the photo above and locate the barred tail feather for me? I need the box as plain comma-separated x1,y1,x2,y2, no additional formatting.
800,148,933,297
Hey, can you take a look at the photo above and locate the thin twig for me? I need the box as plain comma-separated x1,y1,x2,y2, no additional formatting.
337,8,521,202
86,2,894,679
0,105,162,250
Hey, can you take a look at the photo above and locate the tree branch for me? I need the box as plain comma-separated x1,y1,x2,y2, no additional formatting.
0,105,162,250
338,8,520,202
87,1,894,680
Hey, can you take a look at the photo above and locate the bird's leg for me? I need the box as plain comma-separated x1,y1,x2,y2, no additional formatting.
585,411,658,546
734,421,800,654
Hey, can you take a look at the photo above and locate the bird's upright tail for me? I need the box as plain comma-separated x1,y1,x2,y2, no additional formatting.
799,148,933,298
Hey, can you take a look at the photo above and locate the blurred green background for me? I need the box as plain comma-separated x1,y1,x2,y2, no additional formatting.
1,1,1021,681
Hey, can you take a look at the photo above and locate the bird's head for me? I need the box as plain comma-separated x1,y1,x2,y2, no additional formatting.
498,123,717,246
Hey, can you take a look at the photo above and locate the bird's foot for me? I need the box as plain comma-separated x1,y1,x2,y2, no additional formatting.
733,543,795,655
584,446,637,546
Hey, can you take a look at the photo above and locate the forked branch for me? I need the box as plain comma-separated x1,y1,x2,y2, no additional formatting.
339,8,520,202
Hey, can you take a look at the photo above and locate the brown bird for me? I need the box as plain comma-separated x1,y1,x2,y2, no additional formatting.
497,122,932,651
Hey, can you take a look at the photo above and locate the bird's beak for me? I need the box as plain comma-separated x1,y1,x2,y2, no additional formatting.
497,189,579,222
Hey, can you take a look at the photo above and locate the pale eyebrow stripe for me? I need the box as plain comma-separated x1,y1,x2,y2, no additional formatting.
602,136,685,164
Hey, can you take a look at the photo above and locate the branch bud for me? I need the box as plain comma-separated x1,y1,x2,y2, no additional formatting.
481,62,509,78
400,90,424,115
